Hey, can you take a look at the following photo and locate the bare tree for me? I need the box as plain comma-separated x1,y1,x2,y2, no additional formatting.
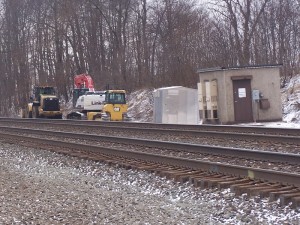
0,0,300,117
211,0,271,65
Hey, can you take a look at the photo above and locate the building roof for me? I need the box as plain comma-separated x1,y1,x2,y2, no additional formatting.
197,64,282,73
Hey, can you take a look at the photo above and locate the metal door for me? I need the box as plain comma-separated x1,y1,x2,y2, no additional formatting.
232,79,253,122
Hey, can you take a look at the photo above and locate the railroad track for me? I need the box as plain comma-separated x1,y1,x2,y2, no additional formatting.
0,118,299,154
1,126,299,168
0,119,300,207
0,117,300,136
0,117,300,137
1,118,299,138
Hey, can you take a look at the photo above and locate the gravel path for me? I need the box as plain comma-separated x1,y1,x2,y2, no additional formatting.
0,140,299,224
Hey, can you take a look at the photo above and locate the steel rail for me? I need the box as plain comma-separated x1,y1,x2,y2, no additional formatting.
1,126,299,164
0,132,299,187
0,119,299,145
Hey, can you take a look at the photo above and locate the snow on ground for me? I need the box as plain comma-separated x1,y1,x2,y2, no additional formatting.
242,121,300,128
0,143,299,224
282,74,300,124
127,89,154,123
127,75,300,128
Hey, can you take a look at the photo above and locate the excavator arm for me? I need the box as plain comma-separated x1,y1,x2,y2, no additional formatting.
74,74,95,91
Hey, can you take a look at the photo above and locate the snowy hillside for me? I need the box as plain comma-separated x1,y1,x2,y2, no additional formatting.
281,75,300,123
127,89,154,123
127,75,300,127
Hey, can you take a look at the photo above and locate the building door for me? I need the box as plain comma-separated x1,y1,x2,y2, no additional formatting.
232,79,253,122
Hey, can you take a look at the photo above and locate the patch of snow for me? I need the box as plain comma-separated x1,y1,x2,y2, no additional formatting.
127,89,154,123
238,121,300,128
281,74,300,124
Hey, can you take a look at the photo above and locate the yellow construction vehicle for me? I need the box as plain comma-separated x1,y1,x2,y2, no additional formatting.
67,89,131,121
66,74,131,121
22,86,62,119
100,90,130,121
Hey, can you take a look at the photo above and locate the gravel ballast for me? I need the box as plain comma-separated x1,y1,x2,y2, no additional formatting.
0,141,299,224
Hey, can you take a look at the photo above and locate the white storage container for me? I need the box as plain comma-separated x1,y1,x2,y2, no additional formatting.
153,86,199,124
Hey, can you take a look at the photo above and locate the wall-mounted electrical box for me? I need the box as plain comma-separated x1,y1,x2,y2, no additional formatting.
252,89,260,101
260,99,270,109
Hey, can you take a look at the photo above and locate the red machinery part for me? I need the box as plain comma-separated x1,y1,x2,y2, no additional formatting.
74,74,95,91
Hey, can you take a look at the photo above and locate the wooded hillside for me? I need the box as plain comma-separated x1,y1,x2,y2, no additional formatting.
0,0,299,116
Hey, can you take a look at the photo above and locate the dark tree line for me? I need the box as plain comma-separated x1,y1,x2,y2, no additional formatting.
0,0,299,116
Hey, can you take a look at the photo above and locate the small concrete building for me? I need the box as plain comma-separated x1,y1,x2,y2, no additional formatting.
153,86,199,124
197,64,282,124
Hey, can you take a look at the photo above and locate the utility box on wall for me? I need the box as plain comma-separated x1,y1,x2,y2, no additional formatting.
153,86,199,124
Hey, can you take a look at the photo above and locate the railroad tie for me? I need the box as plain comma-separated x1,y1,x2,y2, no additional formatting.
188,172,208,184
168,170,198,182
135,163,159,171
173,171,203,183
291,196,300,208
118,159,142,169
217,178,251,189
193,174,224,188
190,173,217,187
93,153,109,160
116,162,133,169
279,192,300,206
161,168,191,179
269,188,300,202
230,181,257,193
132,160,156,169
207,177,238,188
233,182,268,196
139,165,174,175
153,166,177,175
246,183,282,197
258,185,295,198
103,159,116,166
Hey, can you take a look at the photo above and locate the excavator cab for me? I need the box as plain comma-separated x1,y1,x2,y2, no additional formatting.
72,74,95,107
72,88,89,107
